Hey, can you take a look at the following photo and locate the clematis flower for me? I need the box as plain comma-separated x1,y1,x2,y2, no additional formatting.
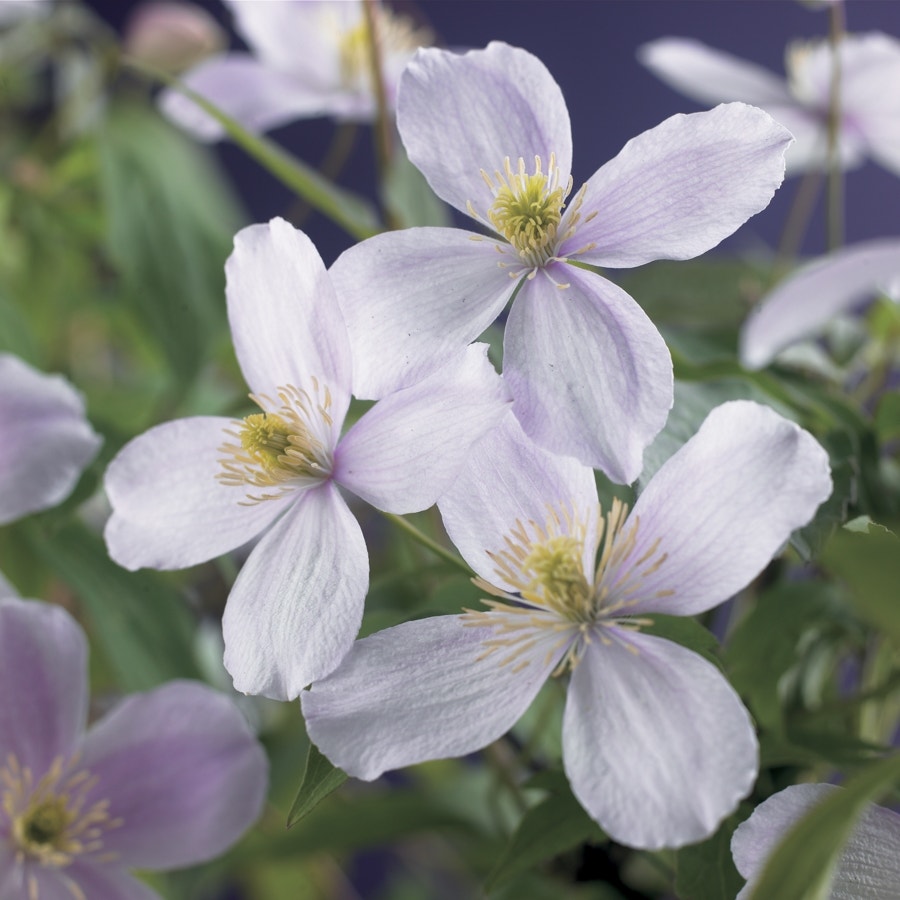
160,0,430,141
732,784,900,898
0,596,267,899
740,237,900,369
302,400,832,849
104,218,510,701
330,42,791,483
639,33,900,177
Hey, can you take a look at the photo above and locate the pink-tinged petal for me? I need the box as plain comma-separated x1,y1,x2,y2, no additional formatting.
733,784,900,899
104,417,288,571
504,265,673,483
302,615,564,781
606,400,831,618
334,344,510,513
226,219,351,423
330,227,514,399
563,631,757,850
638,38,792,107
159,54,333,142
0,354,101,526
223,483,367,700
398,42,572,219
28,863,163,900
438,413,599,590
78,681,267,870
741,239,900,370
0,599,87,778
565,103,791,269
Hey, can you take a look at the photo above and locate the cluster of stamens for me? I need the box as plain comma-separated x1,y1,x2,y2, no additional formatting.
218,381,334,504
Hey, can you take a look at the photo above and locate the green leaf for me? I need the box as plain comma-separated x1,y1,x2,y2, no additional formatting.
382,145,450,229
746,753,900,900
487,790,605,891
286,741,348,828
675,814,744,900
643,614,722,670
874,391,900,443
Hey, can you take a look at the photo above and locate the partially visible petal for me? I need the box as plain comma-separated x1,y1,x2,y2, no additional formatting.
226,219,351,425
223,483,367,700
0,598,87,778
37,863,163,900
733,784,900,899
565,103,791,269
330,227,514,399
439,413,599,590
741,239,900,369
0,569,16,598
563,631,757,849
504,265,673,483
334,344,510,513
78,681,267,870
398,42,572,218
0,354,101,526
302,615,564,781
104,417,288,571
638,38,792,107
605,400,831,618
159,54,334,141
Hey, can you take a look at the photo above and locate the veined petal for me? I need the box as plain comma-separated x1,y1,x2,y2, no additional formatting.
78,681,267,870
52,865,162,900
0,354,101,526
104,417,288,571
334,344,510,513
564,103,791,269
0,598,87,779
733,784,900,900
607,400,831,618
223,483,367,700
330,227,514,399
159,54,334,142
302,615,564,781
638,38,792,107
741,239,900,370
439,413,599,590
504,265,673,483
398,42,572,219
226,219,352,425
563,631,757,849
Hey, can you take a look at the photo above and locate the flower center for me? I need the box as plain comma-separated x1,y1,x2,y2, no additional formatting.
218,381,334,505
521,535,593,623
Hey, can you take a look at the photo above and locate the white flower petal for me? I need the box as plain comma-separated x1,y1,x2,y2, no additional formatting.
607,400,832,618
302,615,564,781
329,227,514,399
398,42,572,218
334,344,510,513
563,631,757,849
565,103,791,269
223,483,367,700
504,265,673,483
741,239,900,370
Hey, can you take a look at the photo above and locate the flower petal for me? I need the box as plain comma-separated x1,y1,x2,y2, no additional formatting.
563,631,757,849
606,400,831,617
638,38,792,107
223,483,367,700
78,680,267,870
438,413,599,590
0,598,87,779
504,264,673,483
302,615,563,781
732,784,900,899
398,42,572,218
226,219,351,423
30,863,163,900
334,344,510,513
741,239,900,369
0,354,101,526
0,570,16,598
330,227,514,399
104,417,287,571
564,103,791,269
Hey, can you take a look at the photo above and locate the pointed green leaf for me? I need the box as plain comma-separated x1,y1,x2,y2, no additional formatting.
287,741,348,828
675,814,744,900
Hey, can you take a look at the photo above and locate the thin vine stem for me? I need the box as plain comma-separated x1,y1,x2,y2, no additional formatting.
382,512,472,575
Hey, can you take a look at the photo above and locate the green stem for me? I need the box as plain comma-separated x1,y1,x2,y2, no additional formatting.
382,512,472,575
774,170,823,276
362,0,393,183
826,1,846,251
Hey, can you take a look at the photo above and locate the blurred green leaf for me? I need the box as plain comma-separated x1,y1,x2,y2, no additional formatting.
287,741,348,828
875,391,900,443
644,614,722,670
675,814,743,900
383,144,450,229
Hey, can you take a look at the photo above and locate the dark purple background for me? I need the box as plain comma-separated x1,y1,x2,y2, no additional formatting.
93,0,900,264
